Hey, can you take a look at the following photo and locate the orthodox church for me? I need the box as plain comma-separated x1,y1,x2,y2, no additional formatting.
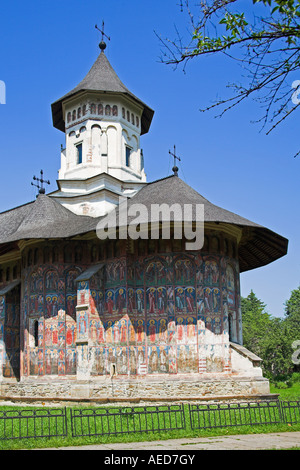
0,38,288,401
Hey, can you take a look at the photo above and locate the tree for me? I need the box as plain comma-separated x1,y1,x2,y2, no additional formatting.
158,1,300,154
241,290,272,357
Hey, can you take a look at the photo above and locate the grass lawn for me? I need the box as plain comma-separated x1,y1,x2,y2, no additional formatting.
0,383,299,450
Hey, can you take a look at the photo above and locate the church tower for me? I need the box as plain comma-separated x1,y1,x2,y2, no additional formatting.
50,40,154,217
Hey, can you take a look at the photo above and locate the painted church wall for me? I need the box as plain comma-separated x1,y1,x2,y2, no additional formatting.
23,255,87,377
85,250,240,378
0,287,20,379
10,234,242,380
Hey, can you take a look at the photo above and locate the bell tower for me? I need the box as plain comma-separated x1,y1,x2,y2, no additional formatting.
50,36,154,217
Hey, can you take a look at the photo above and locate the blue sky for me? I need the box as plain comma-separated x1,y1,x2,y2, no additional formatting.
0,0,299,317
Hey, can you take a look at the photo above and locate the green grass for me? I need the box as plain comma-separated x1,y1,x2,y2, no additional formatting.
0,386,299,450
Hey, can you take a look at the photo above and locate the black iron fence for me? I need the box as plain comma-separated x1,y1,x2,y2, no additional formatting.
188,400,282,429
70,404,186,438
281,400,300,425
0,408,68,440
0,400,299,441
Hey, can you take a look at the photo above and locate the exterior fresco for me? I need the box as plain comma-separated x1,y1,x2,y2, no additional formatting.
0,237,241,380
0,288,20,379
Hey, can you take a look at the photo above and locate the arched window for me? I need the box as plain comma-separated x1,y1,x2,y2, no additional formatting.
72,110,76,121
34,321,39,347
98,104,103,115
112,105,118,116
91,103,96,114
131,113,135,125
67,112,71,123
105,105,111,116
77,107,81,119
122,107,125,119
127,110,130,122
82,104,87,116
6,267,10,282
136,116,139,127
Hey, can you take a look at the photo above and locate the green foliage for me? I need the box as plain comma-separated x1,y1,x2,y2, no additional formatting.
241,287,300,379
159,0,300,148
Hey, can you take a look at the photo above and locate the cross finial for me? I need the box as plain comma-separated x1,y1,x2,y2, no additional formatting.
31,170,50,197
169,145,181,176
95,21,111,51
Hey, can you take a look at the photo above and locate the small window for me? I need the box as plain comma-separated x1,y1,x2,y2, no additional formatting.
82,104,87,116
125,147,131,167
122,107,125,119
34,321,39,347
105,105,111,116
91,103,96,114
77,107,81,119
72,110,76,121
76,143,83,164
112,105,118,116
67,112,71,123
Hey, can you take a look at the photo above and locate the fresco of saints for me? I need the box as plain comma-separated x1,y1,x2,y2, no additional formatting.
148,288,156,313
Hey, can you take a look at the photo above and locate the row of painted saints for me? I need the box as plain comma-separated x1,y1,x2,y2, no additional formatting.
27,258,236,293
29,342,224,376
88,285,223,316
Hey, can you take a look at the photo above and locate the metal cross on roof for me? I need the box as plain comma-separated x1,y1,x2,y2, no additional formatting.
95,21,111,51
169,145,181,176
31,170,50,197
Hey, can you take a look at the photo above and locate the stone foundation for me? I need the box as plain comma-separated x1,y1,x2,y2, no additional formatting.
0,373,271,405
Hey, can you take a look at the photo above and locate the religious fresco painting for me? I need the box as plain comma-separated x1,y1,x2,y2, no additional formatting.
0,236,242,380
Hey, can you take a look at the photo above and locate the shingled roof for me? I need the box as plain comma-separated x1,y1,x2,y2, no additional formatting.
0,194,98,243
112,175,289,273
51,51,154,135
0,176,288,273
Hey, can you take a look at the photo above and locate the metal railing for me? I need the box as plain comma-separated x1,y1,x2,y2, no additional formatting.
281,400,300,424
70,404,186,438
0,399,299,441
0,408,68,440
188,400,283,429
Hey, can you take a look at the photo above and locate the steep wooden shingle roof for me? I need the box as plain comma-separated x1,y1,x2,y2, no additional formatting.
51,51,154,135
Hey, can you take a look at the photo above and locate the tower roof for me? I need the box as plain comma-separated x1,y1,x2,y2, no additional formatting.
51,51,154,135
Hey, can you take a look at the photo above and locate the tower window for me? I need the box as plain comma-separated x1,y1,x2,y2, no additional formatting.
125,146,131,167
76,143,83,164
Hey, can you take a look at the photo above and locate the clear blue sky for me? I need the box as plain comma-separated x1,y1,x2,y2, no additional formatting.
0,0,299,317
